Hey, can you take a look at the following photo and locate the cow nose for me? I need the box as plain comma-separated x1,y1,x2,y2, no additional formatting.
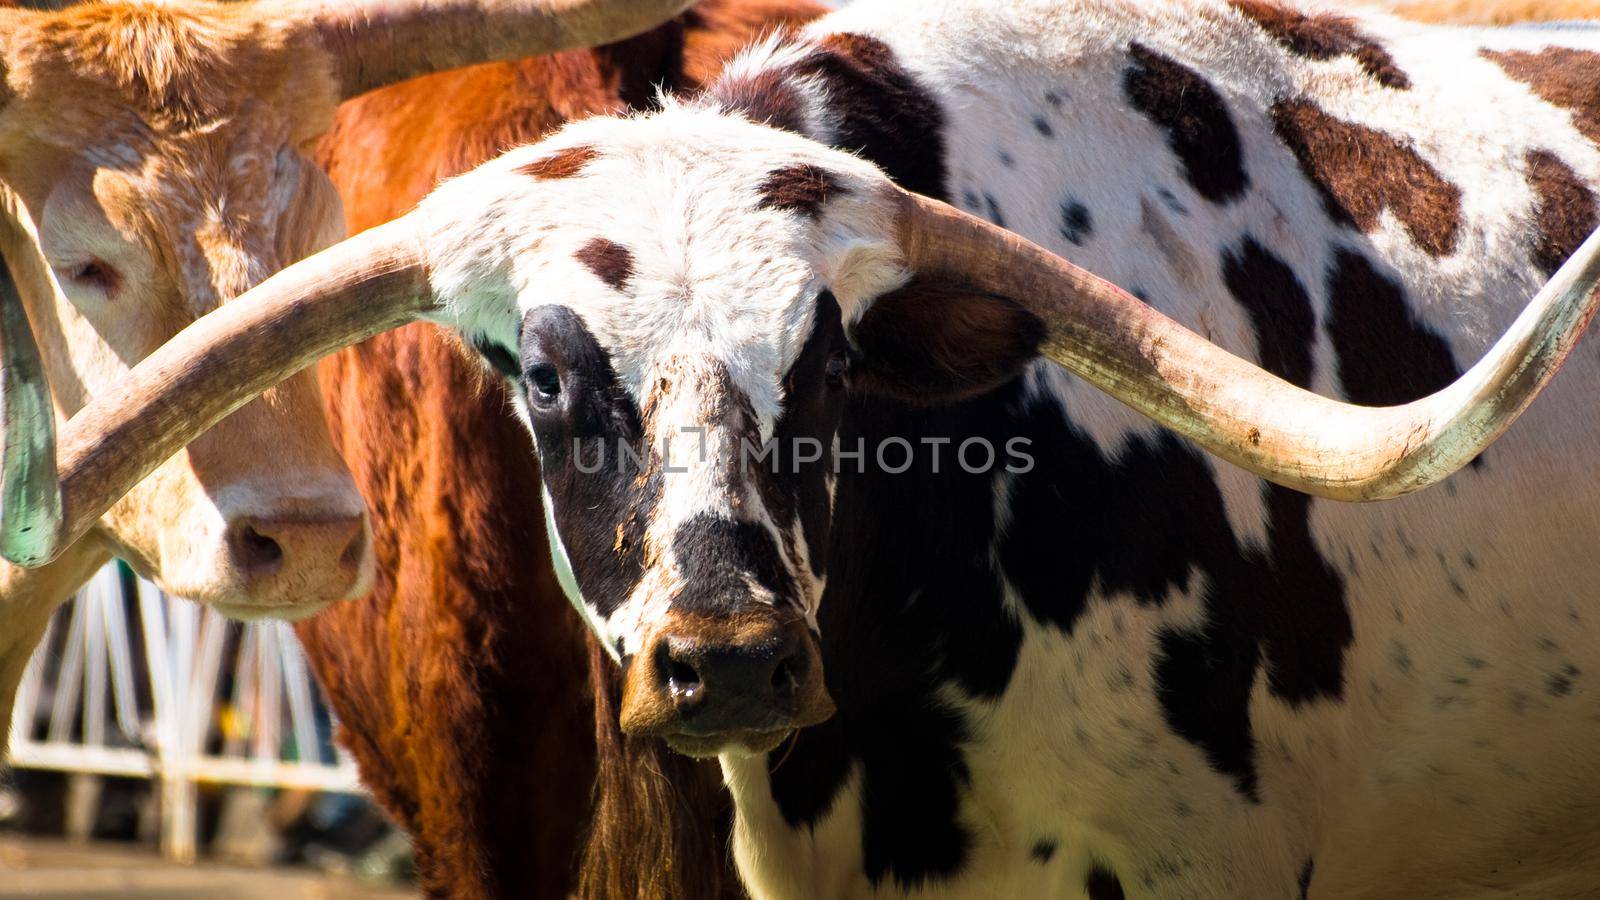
662,629,807,724
620,613,834,751
225,513,368,593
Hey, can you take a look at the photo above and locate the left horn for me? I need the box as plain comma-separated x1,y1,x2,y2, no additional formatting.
891,187,1600,502
0,214,432,568
282,0,697,101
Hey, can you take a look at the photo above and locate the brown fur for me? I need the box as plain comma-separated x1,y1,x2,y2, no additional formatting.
851,279,1047,405
756,163,846,218
1270,97,1462,257
0,0,371,707
1230,0,1410,89
715,65,808,132
1525,148,1599,276
520,144,600,180
1379,0,1600,25
306,2,825,897
1484,47,1600,147
581,641,741,900
575,236,635,292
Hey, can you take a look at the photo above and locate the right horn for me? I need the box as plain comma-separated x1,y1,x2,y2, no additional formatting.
890,186,1600,502
282,0,698,100
0,213,433,568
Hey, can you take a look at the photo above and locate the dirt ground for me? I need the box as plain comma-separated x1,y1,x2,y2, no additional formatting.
0,836,418,899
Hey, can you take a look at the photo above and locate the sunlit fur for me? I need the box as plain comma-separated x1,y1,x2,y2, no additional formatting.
401,0,1600,895
0,3,372,751
1374,0,1600,24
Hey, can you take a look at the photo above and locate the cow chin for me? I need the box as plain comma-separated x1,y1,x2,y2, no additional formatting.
208,597,340,624
665,728,795,760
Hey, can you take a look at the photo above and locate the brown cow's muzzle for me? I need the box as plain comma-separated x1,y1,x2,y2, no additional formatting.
620,609,834,758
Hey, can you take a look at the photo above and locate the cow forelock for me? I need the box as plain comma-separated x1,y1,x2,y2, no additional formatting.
421,106,899,655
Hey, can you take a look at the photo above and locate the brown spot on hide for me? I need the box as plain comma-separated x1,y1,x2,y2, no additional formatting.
757,163,847,218
1272,98,1461,256
1231,0,1411,89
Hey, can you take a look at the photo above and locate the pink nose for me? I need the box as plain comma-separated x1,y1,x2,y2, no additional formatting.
225,513,369,599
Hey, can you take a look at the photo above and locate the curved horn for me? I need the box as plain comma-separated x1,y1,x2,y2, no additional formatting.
1,214,431,568
284,0,697,100
892,187,1600,502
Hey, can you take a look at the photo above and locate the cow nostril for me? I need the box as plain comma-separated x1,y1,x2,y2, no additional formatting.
233,525,284,573
338,524,367,571
666,658,702,698
772,657,799,693
771,653,806,712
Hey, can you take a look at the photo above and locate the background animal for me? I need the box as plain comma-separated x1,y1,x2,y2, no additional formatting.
303,1,823,896
0,0,383,747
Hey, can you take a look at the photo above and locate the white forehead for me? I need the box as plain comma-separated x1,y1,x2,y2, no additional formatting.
420,102,908,423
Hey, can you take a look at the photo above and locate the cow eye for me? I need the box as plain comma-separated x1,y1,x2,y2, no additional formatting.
825,349,851,387
61,259,118,295
528,363,562,401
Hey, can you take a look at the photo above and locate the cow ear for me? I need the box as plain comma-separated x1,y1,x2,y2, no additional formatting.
847,278,1046,405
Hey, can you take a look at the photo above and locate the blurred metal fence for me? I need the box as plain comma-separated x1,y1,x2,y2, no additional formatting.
5,564,362,862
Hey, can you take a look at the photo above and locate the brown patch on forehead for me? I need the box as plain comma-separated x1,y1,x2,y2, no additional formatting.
1230,0,1410,89
1525,149,1598,277
1484,47,1600,147
575,237,634,293
1271,98,1460,257
756,163,846,219
519,144,599,180
27,4,282,127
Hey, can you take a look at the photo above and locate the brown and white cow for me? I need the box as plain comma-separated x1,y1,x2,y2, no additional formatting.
0,0,699,750
20,0,1600,896
302,1,821,893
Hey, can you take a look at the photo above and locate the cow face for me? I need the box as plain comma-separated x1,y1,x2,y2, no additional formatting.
428,106,1043,755
0,4,370,617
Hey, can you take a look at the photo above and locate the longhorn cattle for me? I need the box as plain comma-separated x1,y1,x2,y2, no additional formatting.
302,1,820,894
0,0,698,868
24,0,1600,896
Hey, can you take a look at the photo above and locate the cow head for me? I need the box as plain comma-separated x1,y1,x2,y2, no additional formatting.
458,111,917,756
28,103,1597,753
0,0,697,617
0,3,359,617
